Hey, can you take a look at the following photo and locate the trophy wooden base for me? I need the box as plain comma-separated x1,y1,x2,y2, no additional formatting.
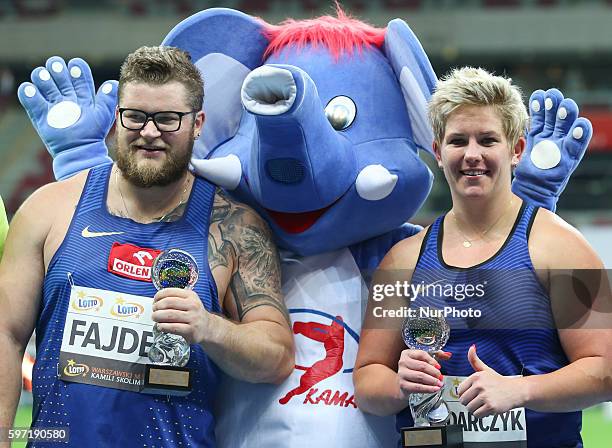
401,424,463,448
141,364,192,396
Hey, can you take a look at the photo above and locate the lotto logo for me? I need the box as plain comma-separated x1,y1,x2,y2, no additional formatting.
63,359,90,377
71,290,103,312
110,298,144,318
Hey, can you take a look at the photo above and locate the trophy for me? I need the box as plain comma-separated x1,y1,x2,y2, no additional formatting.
142,249,198,396
400,309,463,448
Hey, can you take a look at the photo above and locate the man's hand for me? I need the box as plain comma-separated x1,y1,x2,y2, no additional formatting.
457,345,524,418
151,288,212,345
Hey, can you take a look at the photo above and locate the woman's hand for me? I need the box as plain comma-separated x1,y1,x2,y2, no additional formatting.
457,345,526,418
397,349,452,399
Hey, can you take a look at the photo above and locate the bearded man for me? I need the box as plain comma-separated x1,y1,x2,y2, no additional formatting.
0,46,293,447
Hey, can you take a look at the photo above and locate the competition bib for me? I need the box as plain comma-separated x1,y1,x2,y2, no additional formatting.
58,285,155,392
444,375,527,447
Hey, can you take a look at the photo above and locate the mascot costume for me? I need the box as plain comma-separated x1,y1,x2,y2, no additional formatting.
18,7,592,447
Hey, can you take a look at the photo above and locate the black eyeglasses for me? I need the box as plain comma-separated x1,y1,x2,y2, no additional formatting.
118,108,196,132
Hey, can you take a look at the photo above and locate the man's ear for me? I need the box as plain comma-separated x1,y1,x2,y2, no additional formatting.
512,136,526,166
433,141,443,169
194,111,205,137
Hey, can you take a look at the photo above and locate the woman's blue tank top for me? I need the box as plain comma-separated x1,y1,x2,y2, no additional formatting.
396,203,582,448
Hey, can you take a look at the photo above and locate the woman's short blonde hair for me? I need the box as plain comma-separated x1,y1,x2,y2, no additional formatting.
428,67,528,148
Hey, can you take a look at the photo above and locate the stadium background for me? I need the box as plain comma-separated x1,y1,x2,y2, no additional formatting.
0,0,610,445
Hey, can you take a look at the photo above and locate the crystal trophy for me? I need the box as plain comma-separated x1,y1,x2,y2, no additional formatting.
143,249,198,396
400,309,463,447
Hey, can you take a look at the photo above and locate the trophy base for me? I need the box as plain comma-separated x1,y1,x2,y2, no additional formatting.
141,364,192,396
401,424,463,448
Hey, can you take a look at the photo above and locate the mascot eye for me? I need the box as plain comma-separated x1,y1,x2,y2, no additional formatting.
325,96,356,131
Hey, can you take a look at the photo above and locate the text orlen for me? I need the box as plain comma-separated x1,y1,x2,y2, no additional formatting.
112,258,151,281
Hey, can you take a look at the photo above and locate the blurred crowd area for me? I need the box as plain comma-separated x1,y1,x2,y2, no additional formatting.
1,0,612,224
2,0,612,16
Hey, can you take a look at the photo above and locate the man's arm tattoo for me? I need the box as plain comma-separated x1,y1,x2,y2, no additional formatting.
221,201,289,324
211,188,231,224
207,189,234,271
230,270,289,324
208,232,232,272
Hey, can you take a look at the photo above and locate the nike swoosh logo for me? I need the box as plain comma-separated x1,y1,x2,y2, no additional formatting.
81,226,125,238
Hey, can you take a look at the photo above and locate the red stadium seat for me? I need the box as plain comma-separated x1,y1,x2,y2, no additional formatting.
537,0,558,6
129,0,147,16
172,0,193,15
237,0,271,12
383,0,422,10
483,0,520,7
347,0,367,12
7,150,54,216
299,0,323,12
12,0,59,17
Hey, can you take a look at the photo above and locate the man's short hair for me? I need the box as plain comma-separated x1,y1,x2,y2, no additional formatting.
428,67,528,149
119,46,204,111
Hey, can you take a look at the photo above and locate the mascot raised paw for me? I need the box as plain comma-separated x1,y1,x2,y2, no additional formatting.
17,57,117,180
512,88,592,212
19,7,592,448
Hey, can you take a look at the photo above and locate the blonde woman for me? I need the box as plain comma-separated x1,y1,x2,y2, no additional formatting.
354,67,611,448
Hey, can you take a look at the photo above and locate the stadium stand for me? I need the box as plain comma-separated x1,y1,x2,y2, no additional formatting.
2,0,612,221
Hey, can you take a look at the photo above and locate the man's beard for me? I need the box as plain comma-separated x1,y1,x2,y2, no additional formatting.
115,135,193,188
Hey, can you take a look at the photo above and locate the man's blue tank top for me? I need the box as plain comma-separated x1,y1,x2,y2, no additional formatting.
396,203,583,448
31,164,221,447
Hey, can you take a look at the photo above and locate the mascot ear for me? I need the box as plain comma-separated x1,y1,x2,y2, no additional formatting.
383,19,437,156
163,8,269,158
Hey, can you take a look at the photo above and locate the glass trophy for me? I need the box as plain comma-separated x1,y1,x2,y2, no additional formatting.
400,310,463,447
143,249,198,396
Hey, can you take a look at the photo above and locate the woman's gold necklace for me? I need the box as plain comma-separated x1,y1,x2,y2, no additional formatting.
115,168,190,223
451,199,514,248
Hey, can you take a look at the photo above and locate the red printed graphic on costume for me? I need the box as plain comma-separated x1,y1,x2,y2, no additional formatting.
108,242,161,281
279,316,345,405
